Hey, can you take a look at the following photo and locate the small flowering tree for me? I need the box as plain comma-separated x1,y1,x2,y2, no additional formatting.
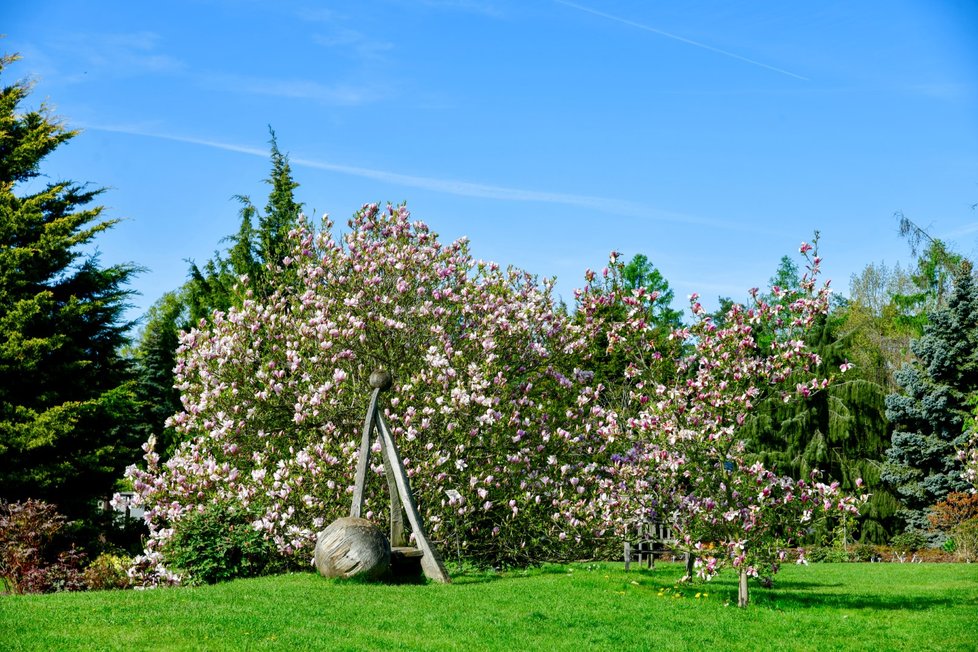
962,399,978,491
578,241,864,607
122,204,609,584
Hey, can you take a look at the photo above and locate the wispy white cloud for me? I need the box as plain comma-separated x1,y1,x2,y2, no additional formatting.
81,123,766,233
203,73,389,106
942,222,978,238
312,29,395,61
413,0,504,17
35,29,384,106
553,0,809,81
46,31,185,81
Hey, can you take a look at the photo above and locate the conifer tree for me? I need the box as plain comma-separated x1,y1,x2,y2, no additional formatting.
183,128,302,324
882,262,977,539
743,255,900,543
0,53,141,524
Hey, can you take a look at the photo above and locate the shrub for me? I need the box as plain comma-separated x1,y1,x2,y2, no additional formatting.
949,517,978,562
929,492,978,532
0,499,86,594
83,553,133,590
849,544,883,562
890,531,929,553
162,503,279,585
127,207,603,580
804,547,851,563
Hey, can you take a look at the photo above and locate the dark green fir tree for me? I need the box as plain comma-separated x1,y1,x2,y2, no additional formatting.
0,53,142,529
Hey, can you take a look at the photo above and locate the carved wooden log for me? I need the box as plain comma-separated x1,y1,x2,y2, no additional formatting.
315,517,391,580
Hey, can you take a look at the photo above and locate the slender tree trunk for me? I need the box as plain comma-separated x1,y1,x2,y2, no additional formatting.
738,569,749,608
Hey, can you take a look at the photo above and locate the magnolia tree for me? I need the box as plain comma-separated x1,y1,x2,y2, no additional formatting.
962,403,978,490
120,205,611,585
576,243,864,607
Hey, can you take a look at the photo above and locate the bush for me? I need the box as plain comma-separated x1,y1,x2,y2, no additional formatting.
949,517,978,562
0,499,86,594
890,531,929,552
929,492,978,532
129,207,603,578
849,544,884,562
804,547,851,563
162,503,279,585
83,553,133,591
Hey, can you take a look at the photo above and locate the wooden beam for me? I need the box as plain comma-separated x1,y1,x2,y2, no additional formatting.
378,426,406,547
375,412,451,584
350,387,381,518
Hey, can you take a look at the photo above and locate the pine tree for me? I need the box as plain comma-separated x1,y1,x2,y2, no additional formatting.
882,262,977,539
183,129,302,325
0,53,141,524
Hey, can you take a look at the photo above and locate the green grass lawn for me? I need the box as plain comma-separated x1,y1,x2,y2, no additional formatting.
2,562,976,651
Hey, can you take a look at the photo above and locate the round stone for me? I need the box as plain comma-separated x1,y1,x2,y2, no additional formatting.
314,517,391,580
369,369,393,390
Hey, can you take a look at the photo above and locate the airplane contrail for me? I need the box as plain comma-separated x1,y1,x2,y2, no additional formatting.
82,123,774,234
553,0,809,81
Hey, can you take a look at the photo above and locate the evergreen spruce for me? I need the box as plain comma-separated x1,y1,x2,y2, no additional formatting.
0,53,141,524
882,262,977,539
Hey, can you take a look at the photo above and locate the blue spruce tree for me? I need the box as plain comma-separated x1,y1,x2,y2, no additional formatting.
882,262,977,540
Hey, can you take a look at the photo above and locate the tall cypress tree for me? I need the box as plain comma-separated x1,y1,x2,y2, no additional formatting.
0,53,141,524
183,128,302,324
882,262,977,539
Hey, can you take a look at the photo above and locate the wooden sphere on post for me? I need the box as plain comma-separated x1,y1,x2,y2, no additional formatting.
315,517,391,580
369,369,392,391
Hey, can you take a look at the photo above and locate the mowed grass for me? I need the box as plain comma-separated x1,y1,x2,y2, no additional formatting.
2,562,976,651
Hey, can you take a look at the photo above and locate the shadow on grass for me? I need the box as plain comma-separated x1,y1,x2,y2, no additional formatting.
449,564,573,585
751,589,957,611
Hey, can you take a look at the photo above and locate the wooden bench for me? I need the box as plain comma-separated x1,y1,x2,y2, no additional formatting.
624,521,677,571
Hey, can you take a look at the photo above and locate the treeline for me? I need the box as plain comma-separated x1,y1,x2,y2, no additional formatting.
2,50,977,583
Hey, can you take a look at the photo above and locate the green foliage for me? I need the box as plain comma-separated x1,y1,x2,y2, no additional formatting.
839,261,919,391
889,531,929,552
0,53,141,526
893,214,965,332
578,253,684,407
183,128,303,325
81,553,132,591
949,517,978,562
0,499,86,594
161,503,281,585
132,130,303,459
132,290,186,457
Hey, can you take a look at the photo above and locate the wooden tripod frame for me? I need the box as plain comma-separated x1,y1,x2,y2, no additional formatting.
350,371,451,584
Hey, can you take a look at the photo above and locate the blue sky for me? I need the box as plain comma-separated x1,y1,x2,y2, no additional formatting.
4,1,977,323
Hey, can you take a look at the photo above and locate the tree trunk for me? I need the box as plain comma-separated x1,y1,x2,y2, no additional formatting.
738,569,749,608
